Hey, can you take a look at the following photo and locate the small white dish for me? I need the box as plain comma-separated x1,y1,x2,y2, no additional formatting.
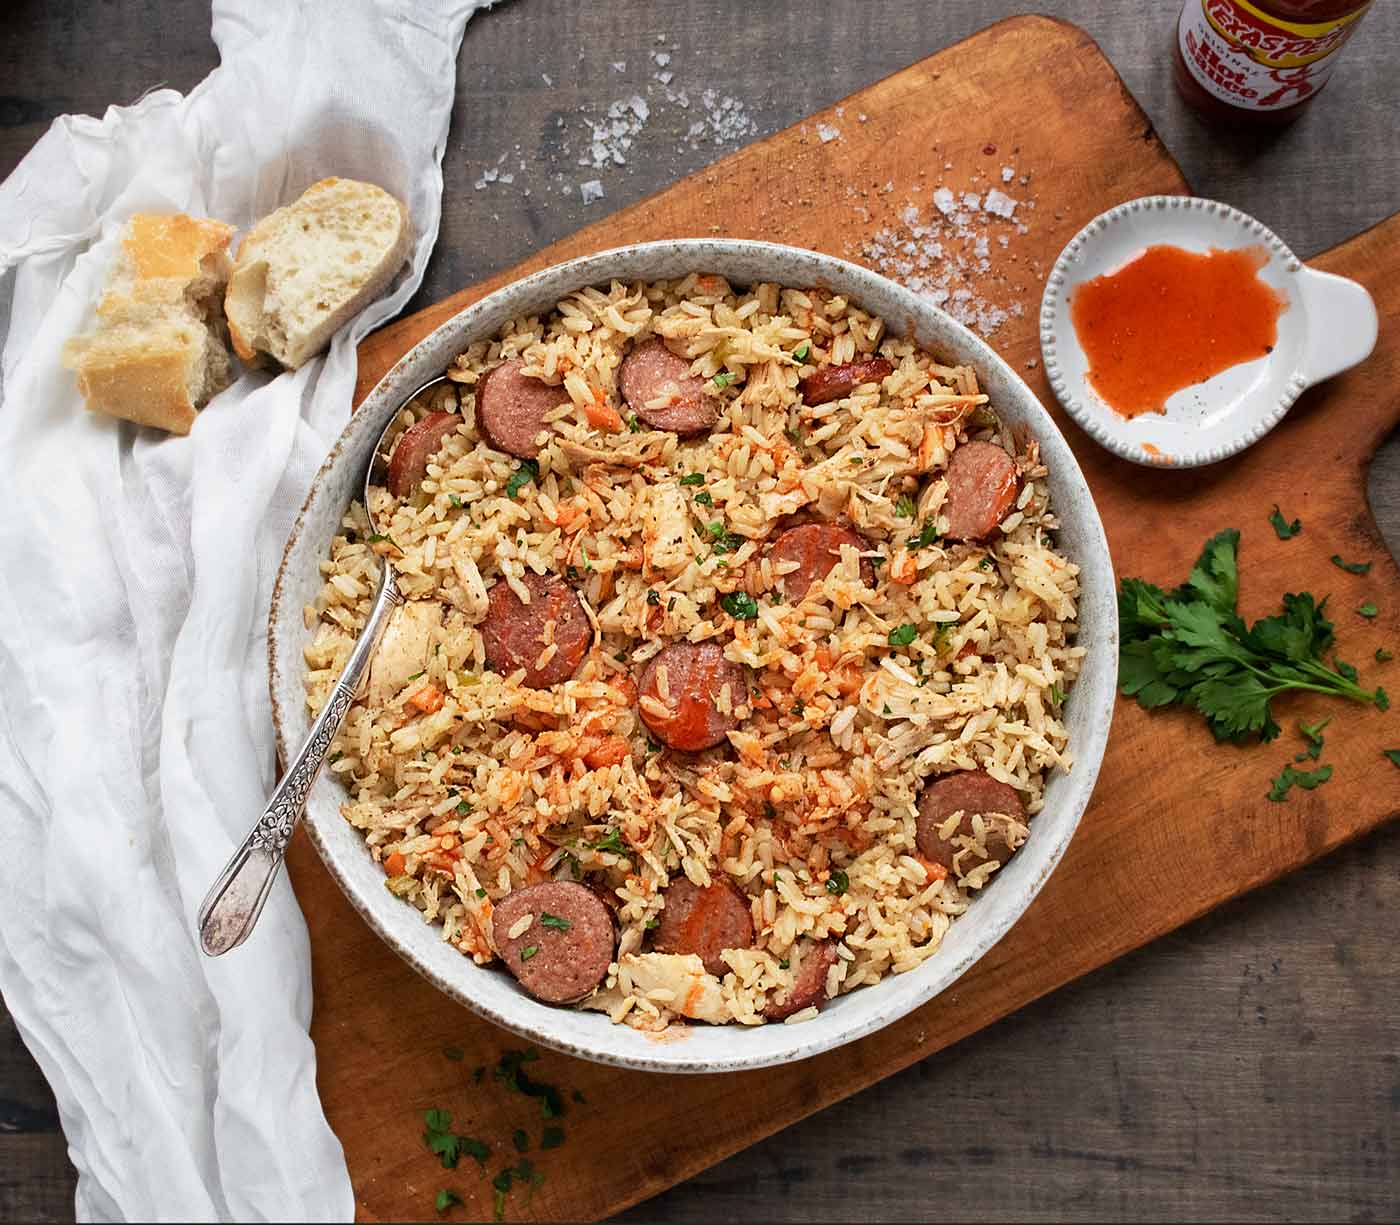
1040,196,1378,468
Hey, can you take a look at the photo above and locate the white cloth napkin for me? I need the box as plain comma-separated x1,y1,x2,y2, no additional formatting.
0,1,491,1218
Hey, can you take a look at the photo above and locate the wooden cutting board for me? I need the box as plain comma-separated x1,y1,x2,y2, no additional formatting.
285,15,1400,1222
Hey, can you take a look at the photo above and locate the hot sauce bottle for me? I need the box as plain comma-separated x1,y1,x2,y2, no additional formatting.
1173,0,1374,124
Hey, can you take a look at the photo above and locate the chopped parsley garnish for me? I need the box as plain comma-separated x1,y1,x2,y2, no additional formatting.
367,533,389,543
512,1129,529,1153
407,670,425,682
538,912,573,931
644,917,659,930
492,1160,545,1222
475,887,487,898
456,799,471,816
328,750,343,763
434,1189,460,1214
786,425,804,445
505,459,539,499
1268,506,1301,539
713,372,735,389
825,869,849,895
646,588,661,605
1357,602,1379,618
679,472,706,486
888,624,918,647
881,703,892,715
762,801,777,819
1050,683,1067,705
541,1126,565,1150
1384,749,1400,767
519,945,539,962
1378,648,1394,663
1331,553,1371,575
448,494,463,509
625,412,643,433
894,493,916,518
572,1089,586,1104
793,342,810,362
423,1110,490,1170
443,1045,465,1062
1295,716,1330,762
494,1048,564,1119
694,490,713,506
1267,762,1333,802
778,958,790,969
721,591,759,620
913,519,940,549
614,649,628,662
1119,530,1387,742
590,827,629,855
791,698,805,717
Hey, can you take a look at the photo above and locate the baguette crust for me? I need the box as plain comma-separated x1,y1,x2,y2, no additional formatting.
64,213,234,435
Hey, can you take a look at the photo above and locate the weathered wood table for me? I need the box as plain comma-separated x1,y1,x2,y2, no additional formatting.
2,1,1397,1220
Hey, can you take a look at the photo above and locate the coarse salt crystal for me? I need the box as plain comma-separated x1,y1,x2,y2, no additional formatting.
982,189,1017,219
653,50,671,66
579,179,605,204
817,123,840,143
961,192,981,210
541,73,553,86
611,60,626,72
932,187,956,216
1002,165,1015,182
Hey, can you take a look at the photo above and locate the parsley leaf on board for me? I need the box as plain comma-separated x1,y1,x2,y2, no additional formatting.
1117,530,1387,743
1267,763,1333,802
1268,506,1301,539
423,1110,490,1170
434,1189,460,1214
1377,648,1394,663
1384,749,1400,767
1331,553,1372,575
1295,717,1330,762
1357,602,1379,618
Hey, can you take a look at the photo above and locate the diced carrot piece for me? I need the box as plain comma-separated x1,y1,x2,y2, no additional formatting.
384,851,406,877
584,395,624,432
583,734,630,769
407,683,444,714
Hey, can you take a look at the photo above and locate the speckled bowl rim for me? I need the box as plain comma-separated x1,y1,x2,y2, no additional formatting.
270,239,1119,1073
1039,195,1305,468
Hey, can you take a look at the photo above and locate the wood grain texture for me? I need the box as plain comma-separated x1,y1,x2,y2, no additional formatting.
3,2,1399,1221
280,16,1400,1223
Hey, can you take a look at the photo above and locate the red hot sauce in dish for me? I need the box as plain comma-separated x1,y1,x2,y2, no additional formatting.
1070,244,1286,419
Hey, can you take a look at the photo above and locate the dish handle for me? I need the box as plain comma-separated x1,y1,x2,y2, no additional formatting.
1297,267,1379,386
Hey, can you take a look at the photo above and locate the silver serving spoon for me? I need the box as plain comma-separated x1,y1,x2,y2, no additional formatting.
198,374,455,956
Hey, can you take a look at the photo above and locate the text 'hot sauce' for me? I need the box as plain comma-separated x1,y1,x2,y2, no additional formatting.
1070,244,1286,420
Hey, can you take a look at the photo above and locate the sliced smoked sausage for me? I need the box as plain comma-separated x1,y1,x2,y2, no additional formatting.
941,440,1020,541
637,641,747,752
386,412,461,497
915,769,1027,876
481,573,593,688
618,337,720,434
767,522,875,601
798,357,893,406
764,939,839,1020
491,881,615,1004
475,358,568,459
652,878,755,976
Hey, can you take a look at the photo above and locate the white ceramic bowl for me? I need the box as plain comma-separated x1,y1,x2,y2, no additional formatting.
1040,196,1378,469
269,239,1119,1072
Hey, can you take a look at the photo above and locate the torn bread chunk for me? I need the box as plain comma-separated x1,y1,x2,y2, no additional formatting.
224,178,411,371
62,213,234,435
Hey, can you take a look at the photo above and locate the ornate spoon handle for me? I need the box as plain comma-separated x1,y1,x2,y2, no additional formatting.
198,567,403,955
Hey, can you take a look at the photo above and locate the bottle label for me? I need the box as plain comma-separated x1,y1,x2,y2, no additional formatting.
1177,0,1370,111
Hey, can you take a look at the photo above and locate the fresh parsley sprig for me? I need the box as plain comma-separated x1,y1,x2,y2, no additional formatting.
1118,529,1388,742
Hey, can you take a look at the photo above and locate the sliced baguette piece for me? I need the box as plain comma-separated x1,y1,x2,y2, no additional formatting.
62,213,235,436
224,178,411,370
